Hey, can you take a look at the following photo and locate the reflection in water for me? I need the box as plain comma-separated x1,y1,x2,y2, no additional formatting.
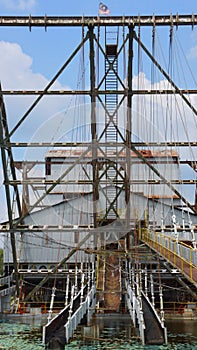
80,315,138,347
166,319,197,346
0,316,196,349
167,319,197,336
72,316,197,349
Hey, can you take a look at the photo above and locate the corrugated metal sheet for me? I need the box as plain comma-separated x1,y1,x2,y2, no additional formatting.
4,190,196,266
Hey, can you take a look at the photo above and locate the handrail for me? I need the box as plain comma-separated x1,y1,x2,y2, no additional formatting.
142,229,197,284
125,279,146,345
43,283,96,346
0,274,13,286
0,285,16,296
64,284,96,343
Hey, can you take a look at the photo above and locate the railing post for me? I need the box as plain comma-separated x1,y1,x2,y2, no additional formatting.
91,261,95,288
180,244,183,273
136,272,139,298
65,274,70,307
139,264,142,292
68,285,75,320
161,217,165,234
47,286,56,323
128,261,131,284
150,274,155,307
119,262,122,298
125,258,128,280
190,248,193,281
189,220,197,249
168,236,171,261
144,265,148,297
80,272,85,305
88,261,91,292
138,279,145,346
159,285,165,327
182,212,186,235
172,215,178,243
74,266,78,296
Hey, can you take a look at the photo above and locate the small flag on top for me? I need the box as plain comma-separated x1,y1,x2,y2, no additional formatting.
99,2,110,15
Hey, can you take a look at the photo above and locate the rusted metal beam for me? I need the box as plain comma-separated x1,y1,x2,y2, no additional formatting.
7,179,197,185
0,15,196,28
1,224,196,233
6,141,197,147
1,89,197,95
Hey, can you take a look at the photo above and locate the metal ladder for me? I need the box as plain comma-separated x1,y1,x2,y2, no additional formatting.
104,29,119,220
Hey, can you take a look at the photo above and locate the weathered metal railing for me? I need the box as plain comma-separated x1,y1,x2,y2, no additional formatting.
0,274,13,286
163,301,197,317
125,276,167,345
0,285,16,296
43,265,96,347
125,278,146,344
64,284,96,343
0,274,15,297
142,229,197,284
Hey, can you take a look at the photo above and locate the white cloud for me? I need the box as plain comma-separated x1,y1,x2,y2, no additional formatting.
0,40,196,222
0,40,76,222
0,41,72,140
188,45,197,59
0,41,34,88
131,71,197,163
0,0,36,11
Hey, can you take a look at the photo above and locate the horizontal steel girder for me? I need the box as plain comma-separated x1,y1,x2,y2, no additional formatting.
0,224,196,233
1,89,197,95
6,142,197,147
7,179,197,185
0,14,196,27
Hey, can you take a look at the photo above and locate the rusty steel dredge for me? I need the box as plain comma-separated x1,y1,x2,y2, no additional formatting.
0,14,197,348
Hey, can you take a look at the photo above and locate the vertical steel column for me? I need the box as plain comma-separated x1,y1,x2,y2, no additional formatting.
0,103,22,219
0,94,19,296
89,25,98,229
125,26,134,244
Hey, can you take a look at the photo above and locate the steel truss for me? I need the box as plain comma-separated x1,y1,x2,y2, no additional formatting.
0,14,197,300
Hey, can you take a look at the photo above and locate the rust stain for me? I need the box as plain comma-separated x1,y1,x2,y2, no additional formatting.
104,255,120,311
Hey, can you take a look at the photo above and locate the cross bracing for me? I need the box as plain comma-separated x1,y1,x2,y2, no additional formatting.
0,13,196,345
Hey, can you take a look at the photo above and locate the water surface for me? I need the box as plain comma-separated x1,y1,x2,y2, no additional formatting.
0,316,196,349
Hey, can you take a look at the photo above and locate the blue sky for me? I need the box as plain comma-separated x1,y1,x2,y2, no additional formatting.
0,1,197,16
0,0,197,229
1,0,197,85
0,0,196,81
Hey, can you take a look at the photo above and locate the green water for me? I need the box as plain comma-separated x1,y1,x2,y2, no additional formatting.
0,322,43,350
0,318,196,349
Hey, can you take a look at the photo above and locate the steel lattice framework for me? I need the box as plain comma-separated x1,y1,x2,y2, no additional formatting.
0,15,197,300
